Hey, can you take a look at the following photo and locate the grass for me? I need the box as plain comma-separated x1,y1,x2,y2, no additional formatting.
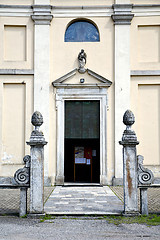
40,214,56,222
103,214,160,226
20,214,27,218
40,214,160,226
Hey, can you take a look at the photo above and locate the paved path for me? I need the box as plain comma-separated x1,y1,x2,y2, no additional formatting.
44,186,123,215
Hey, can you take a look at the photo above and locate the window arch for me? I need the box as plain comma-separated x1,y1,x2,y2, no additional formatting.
65,20,100,42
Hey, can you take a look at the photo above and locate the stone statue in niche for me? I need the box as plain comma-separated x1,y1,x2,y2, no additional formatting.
78,49,87,73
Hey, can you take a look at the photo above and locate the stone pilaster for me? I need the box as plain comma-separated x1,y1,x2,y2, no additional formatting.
31,4,52,185
27,112,47,214
112,4,134,184
119,110,139,215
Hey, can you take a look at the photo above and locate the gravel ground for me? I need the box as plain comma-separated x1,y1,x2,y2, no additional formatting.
0,216,160,240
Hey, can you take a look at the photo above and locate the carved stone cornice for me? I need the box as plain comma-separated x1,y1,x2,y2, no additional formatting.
112,4,134,25
31,5,53,25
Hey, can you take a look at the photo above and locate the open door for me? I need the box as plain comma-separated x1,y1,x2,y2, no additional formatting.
64,101,100,183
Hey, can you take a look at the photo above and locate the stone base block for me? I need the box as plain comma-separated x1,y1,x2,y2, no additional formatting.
55,175,64,185
112,177,123,186
44,176,51,186
100,175,108,185
122,211,140,216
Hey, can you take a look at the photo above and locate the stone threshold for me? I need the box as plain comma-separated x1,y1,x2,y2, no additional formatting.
44,212,123,216
63,182,101,187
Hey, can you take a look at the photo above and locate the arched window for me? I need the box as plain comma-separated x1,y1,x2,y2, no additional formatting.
65,20,100,42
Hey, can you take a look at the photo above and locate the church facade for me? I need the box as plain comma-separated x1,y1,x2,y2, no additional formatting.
0,0,160,185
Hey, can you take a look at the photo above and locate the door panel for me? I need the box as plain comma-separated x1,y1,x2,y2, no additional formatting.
64,101,100,183
65,101,100,139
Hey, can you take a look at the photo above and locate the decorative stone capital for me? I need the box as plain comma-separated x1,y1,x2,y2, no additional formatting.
31,5,53,25
112,4,134,25
119,110,139,146
27,111,47,146
137,155,154,185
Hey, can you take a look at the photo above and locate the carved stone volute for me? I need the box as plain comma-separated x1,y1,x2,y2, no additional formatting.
14,155,31,185
137,155,154,185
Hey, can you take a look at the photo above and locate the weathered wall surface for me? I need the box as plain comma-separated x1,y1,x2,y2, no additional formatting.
0,0,160,184
130,14,160,179
0,12,34,176
131,76,160,178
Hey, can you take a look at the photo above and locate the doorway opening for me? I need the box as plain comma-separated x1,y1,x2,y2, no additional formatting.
64,100,100,183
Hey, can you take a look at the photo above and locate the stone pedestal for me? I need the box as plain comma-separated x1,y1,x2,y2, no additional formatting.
140,188,148,215
27,112,47,213
119,110,139,215
20,187,28,217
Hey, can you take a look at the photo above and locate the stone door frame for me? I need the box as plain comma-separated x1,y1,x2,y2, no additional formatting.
55,86,109,186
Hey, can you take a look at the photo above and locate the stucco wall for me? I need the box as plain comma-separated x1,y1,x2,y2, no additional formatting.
130,14,160,179
0,0,160,184
0,75,33,176
0,13,34,176
131,76,160,178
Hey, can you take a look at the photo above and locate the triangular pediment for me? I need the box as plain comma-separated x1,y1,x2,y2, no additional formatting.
52,68,112,88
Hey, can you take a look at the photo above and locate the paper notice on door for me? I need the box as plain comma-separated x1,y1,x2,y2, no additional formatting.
86,159,91,165
75,158,86,164
75,147,84,158
92,150,96,157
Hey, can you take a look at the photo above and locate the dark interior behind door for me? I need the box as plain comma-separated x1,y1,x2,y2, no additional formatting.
64,101,100,183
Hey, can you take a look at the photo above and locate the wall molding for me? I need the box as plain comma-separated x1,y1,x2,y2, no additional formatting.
0,69,34,75
131,70,160,76
0,4,159,18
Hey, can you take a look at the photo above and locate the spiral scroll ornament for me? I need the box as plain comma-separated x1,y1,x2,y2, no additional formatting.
137,155,154,185
14,155,30,185
138,172,153,185
14,168,30,185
